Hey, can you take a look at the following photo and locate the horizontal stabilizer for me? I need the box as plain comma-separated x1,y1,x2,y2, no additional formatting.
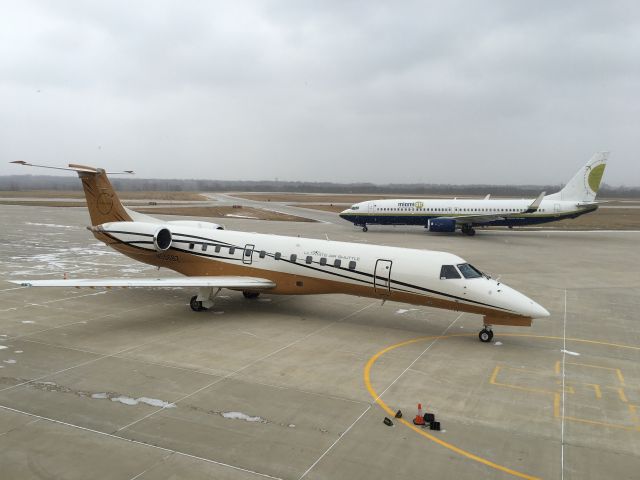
10,161,134,175
11,276,276,289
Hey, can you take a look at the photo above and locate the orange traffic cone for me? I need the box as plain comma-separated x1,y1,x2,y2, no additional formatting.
413,403,426,426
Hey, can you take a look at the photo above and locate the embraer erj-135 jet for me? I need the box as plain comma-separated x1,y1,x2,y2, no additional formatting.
10,162,549,342
340,152,608,235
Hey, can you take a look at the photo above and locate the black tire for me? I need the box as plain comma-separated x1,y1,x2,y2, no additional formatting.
479,329,492,342
468,228,476,236
243,291,260,299
362,226,368,232
190,295,204,312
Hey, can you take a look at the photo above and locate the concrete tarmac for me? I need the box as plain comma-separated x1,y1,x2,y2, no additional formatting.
1,204,640,480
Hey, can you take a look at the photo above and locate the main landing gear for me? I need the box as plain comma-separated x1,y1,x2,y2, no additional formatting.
190,288,261,311
479,326,493,342
361,225,368,232
461,225,476,236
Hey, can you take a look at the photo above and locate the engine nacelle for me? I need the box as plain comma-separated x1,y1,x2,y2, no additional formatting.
153,227,173,251
166,220,224,230
427,218,457,232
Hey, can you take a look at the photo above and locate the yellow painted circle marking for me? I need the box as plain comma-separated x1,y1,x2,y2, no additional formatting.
364,333,640,480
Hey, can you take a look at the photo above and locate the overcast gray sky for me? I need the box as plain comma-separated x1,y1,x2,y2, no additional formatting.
0,1,638,185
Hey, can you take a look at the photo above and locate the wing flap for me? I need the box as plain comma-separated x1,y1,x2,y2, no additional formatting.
11,276,276,289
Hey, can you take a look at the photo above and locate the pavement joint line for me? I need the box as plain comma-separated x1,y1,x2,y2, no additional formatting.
296,313,464,479
17,336,371,408
374,312,464,403
0,317,203,394
0,404,284,480
115,301,378,433
127,452,175,480
297,405,372,480
561,289,567,480
0,290,109,312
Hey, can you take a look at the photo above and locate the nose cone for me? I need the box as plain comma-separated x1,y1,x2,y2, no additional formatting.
506,285,550,319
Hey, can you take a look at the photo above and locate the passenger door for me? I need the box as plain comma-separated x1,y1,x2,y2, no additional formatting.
374,259,393,295
243,244,255,265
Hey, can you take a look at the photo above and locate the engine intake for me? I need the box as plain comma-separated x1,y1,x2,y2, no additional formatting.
153,227,172,251
427,218,457,232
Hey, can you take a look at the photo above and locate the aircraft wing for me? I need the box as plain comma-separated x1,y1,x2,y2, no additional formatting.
11,276,276,289
447,191,546,225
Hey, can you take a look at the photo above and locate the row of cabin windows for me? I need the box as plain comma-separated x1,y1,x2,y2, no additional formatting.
187,243,357,270
373,207,546,213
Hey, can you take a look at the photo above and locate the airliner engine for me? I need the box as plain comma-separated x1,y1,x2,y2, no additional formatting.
427,218,457,232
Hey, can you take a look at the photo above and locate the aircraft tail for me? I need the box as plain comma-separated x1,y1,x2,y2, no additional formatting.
545,152,609,202
10,162,140,226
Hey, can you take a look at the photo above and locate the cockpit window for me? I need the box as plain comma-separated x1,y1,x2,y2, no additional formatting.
440,265,461,279
351,205,359,210
457,263,483,279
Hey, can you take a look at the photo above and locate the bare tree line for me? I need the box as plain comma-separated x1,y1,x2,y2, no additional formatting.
1,174,638,198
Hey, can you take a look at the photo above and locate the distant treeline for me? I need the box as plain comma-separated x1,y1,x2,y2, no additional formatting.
1,174,639,198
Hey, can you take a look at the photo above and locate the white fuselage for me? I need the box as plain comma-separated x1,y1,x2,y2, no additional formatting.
96,221,549,321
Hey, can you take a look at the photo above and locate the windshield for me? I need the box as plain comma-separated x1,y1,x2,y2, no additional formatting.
457,263,483,279
440,265,461,279
350,205,360,210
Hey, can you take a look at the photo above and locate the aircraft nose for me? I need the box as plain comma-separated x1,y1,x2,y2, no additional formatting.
513,290,550,319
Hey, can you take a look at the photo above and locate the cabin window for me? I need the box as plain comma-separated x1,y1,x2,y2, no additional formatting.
440,265,461,279
215,245,221,253
334,259,342,268
290,254,297,262
320,257,327,266
189,243,195,250
275,252,281,260
348,261,356,270
259,250,266,258
305,256,312,264
457,263,483,279
229,247,235,254
202,244,207,252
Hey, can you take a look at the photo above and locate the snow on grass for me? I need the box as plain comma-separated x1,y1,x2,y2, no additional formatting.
21,320,35,324
222,411,266,423
0,346,7,350
3,359,16,364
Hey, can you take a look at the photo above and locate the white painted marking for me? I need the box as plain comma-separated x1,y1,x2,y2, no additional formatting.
561,289,567,480
561,349,580,356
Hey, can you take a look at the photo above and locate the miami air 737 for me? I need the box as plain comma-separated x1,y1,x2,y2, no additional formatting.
10,161,549,342
340,152,608,235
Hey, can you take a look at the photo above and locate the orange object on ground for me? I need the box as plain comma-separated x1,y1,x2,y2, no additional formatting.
413,403,426,426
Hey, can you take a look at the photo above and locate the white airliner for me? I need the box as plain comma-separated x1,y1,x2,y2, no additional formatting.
9,162,549,342
340,152,608,235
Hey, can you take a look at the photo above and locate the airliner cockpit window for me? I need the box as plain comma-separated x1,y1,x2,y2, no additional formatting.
457,263,483,279
440,265,461,279
351,205,359,210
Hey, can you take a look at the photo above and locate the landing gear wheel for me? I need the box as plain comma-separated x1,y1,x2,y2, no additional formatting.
479,328,493,343
190,295,205,312
462,226,476,236
243,291,260,299
362,225,368,232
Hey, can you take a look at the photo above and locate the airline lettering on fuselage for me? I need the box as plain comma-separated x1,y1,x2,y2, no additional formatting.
303,250,361,261
398,202,422,207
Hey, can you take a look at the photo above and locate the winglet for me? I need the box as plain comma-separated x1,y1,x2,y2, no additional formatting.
524,191,545,214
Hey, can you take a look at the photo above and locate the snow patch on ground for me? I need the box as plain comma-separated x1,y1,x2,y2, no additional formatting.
91,393,108,399
14,350,23,353
25,222,78,229
91,392,176,408
21,320,35,324
395,308,418,314
222,411,266,423
494,341,503,346
561,349,580,356
3,359,16,364
225,214,258,219
0,346,7,350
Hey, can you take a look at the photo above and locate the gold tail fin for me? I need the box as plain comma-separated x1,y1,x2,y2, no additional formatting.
70,164,132,225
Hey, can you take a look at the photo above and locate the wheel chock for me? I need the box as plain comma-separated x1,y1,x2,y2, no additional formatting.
395,410,402,419
423,413,435,423
429,421,441,431
383,417,394,426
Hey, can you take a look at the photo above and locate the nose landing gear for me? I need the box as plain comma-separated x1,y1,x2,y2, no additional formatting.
479,326,493,342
